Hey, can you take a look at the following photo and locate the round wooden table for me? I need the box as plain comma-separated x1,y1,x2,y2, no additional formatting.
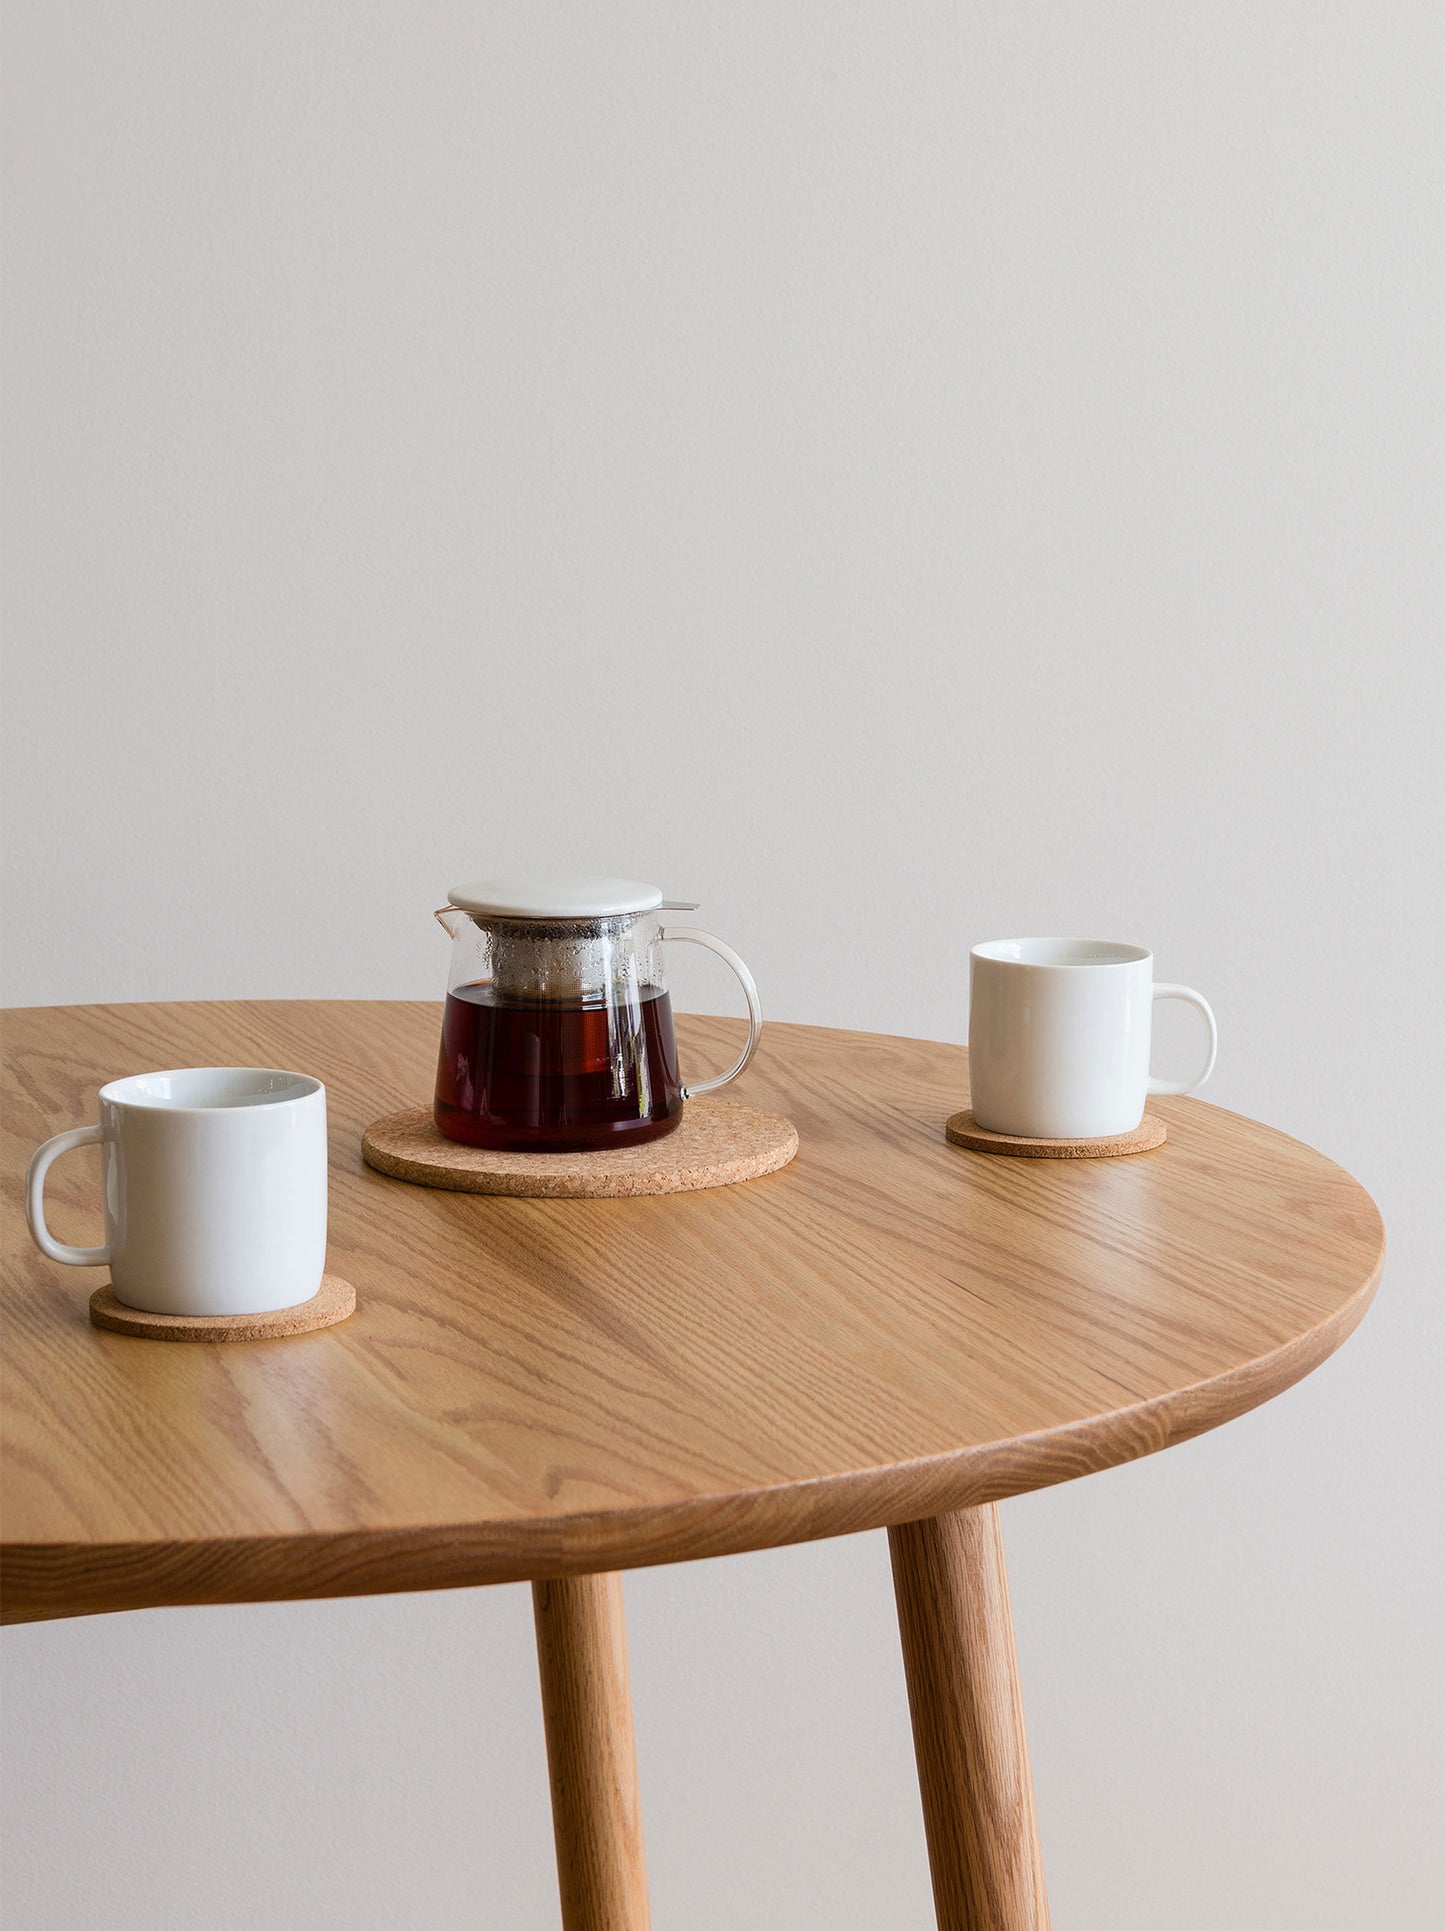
1,1002,1384,1930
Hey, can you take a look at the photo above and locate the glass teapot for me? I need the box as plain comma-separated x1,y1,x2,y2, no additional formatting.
433,875,762,1151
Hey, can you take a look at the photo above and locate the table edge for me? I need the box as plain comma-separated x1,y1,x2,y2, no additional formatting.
1,1245,1381,1625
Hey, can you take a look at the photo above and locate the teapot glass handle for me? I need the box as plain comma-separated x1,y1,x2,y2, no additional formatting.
658,928,762,1099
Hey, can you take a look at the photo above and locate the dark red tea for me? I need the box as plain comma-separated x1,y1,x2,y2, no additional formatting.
434,982,683,1151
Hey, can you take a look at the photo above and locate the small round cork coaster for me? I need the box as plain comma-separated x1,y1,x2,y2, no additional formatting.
362,1098,799,1198
89,1274,356,1342
944,1109,1167,1159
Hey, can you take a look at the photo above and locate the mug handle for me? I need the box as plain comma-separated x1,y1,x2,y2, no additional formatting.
1147,985,1219,1097
658,928,763,1098
26,1125,111,1265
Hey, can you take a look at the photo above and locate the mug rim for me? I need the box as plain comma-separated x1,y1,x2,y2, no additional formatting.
99,1066,323,1113
971,938,1152,970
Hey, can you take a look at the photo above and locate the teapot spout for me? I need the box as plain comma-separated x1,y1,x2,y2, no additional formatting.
434,905,471,940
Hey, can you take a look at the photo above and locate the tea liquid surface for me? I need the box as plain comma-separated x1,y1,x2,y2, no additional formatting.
434,981,683,1151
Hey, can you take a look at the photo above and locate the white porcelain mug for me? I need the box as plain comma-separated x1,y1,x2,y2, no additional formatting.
25,1068,328,1316
968,940,1218,1139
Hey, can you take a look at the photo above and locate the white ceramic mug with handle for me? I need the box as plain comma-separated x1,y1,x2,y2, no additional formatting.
25,1067,328,1316
968,940,1218,1139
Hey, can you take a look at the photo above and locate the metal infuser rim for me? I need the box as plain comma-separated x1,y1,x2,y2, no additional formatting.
464,910,648,943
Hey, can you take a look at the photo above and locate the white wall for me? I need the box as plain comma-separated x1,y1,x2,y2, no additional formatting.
3,4,1442,1925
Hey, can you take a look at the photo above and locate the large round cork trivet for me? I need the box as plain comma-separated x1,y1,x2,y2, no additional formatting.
944,1109,1167,1159
89,1274,356,1342
362,1099,798,1197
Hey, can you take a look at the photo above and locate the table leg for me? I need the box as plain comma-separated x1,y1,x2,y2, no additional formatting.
532,1572,651,1931
888,1506,1050,1931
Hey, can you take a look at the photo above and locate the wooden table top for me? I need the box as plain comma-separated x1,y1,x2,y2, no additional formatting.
1,1001,1383,1623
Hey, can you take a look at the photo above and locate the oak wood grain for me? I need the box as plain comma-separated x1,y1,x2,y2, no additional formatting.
0,1001,1383,1622
533,1573,650,1930
890,1507,1049,1931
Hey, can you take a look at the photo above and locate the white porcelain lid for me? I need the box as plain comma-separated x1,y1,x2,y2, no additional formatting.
446,874,665,920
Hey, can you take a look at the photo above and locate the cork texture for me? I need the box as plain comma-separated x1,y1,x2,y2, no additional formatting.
362,1099,799,1197
89,1274,356,1342
944,1109,1167,1159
